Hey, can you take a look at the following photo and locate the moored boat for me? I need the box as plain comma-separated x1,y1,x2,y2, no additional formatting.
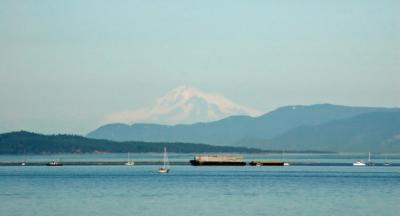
47,160,63,166
353,161,366,166
125,152,135,166
159,147,170,173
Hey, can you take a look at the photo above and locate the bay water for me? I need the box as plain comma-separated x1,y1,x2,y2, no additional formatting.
1,154,399,216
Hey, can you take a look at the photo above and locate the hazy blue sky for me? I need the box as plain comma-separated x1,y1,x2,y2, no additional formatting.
1,0,399,134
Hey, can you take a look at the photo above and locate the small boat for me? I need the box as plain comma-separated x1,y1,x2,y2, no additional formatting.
21,149,27,166
383,155,390,166
284,162,290,166
159,147,170,173
366,152,374,166
47,160,63,166
353,160,366,166
125,152,135,166
353,152,374,166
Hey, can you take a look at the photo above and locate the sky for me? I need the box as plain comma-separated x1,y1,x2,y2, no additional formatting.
0,0,399,135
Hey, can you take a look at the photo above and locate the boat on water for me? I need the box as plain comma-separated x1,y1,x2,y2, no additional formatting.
190,155,246,166
383,155,390,166
125,152,135,166
366,152,374,166
353,152,372,166
47,160,63,166
21,149,27,166
159,147,170,173
353,161,366,166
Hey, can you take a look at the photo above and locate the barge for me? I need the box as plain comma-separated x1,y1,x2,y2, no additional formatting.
249,161,289,166
190,155,246,166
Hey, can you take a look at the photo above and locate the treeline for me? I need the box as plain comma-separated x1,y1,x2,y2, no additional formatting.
0,131,263,154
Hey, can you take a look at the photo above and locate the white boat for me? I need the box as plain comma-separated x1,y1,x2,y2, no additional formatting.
159,147,170,173
384,155,390,166
21,150,26,166
353,161,366,166
353,152,373,166
125,152,135,166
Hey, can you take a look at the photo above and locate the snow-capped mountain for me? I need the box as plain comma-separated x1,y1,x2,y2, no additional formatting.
104,85,261,125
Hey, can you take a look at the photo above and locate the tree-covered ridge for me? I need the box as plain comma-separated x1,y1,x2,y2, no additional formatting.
0,131,263,154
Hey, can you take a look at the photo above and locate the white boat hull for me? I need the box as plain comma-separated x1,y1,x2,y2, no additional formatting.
353,161,366,166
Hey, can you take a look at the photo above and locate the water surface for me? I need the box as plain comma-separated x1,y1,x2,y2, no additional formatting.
1,165,399,216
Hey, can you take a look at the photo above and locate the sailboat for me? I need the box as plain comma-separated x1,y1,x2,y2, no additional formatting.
21,149,27,166
159,147,170,173
366,152,374,166
125,152,135,166
353,152,372,166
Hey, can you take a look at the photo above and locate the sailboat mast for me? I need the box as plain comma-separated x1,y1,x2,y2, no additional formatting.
368,152,371,162
163,147,167,168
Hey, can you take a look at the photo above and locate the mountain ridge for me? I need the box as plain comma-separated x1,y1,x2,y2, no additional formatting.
88,104,400,152
0,131,263,154
259,111,400,152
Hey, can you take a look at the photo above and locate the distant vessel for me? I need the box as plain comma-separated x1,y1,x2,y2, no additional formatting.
47,160,63,166
190,155,246,166
159,147,170,173
353,152,372,166
384,156,390,166
353,161,366,166
366,152,374,166
21,149,27,166
125,152,135,166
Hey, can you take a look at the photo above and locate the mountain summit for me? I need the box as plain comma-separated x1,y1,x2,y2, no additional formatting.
104,85,261,125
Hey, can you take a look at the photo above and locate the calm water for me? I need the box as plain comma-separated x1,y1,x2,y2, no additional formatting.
2,152,400,163
1,165,399,216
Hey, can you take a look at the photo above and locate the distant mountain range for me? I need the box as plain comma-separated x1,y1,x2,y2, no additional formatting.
0,131,262,154
88,104,400,152
104,85,261,125
248,111,400,152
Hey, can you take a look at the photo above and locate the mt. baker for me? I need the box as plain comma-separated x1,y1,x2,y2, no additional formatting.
104,85,261,125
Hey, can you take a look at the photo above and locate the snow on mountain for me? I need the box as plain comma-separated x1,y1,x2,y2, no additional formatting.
104,85,261,125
